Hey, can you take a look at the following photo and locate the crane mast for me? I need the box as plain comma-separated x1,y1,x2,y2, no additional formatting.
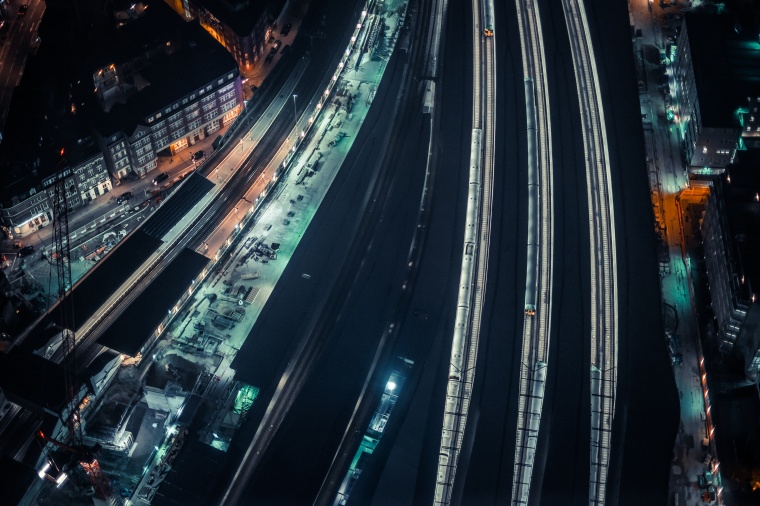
52,155,79,442
40,154,114,503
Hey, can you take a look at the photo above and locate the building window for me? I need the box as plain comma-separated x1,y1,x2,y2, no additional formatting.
218,90,235,102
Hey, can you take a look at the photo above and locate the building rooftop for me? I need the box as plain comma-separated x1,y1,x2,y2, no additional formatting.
150,437,228,506
0,42,101,206
93,20,239,137
199,0,279,37
684,12,760,128
97,247,209,356
0,348,68,414
0,456,37,505
141,172,215,239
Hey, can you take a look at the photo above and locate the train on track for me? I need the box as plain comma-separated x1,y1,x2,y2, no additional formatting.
436,129,482,503
483,0,495,37
524,78,539,316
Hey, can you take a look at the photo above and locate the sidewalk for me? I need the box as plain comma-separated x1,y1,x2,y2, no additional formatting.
0,134,215,257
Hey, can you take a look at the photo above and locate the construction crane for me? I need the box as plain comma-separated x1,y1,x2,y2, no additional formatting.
36,150,114,504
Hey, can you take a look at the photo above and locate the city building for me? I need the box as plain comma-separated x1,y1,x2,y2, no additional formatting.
164,0,285,72
92,19,244,180
700,152,760,385
674,12,760,172
0,41,113,239
0,0,243,237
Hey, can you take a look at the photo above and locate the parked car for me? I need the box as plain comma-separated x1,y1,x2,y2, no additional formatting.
153,172,169,185
17,245,35,257
267,35,275,44
250,84,259,93
116,191,133,204
192,150,205,161
270,40,282,54
264,54,274,65
280,23,292,37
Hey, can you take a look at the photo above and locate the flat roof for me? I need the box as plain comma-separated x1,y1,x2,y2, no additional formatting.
685,12,760,127
97,248,209,356
141,172,215,239
151,438,229,506
199,0,273,37
97,23,239,135
724,151,760,299
0,349,68,414
0,456,37,505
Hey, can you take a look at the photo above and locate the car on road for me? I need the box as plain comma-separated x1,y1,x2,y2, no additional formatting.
250,84,258,93
18,4,28,16
280,23,292,37
264,54,274,65
17,245,34,257
153,172,169,185
270,40,282,54
192,150,205,161
116,191,133,204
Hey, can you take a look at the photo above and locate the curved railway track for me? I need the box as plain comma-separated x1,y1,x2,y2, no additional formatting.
560,0,618,502
511,0,554,503
433,0,495,503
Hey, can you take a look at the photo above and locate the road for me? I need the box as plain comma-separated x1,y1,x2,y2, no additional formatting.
0,1,42,130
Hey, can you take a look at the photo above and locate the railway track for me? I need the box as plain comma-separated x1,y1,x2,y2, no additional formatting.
433,0,495,503
560,0,618,502
511,0,555,502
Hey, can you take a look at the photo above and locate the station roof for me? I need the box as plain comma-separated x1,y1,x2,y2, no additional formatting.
97,248,209,356
18,230,163,354
141,172,215,239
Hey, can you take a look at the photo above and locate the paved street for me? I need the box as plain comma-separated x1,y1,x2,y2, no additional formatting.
630,0,721,503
